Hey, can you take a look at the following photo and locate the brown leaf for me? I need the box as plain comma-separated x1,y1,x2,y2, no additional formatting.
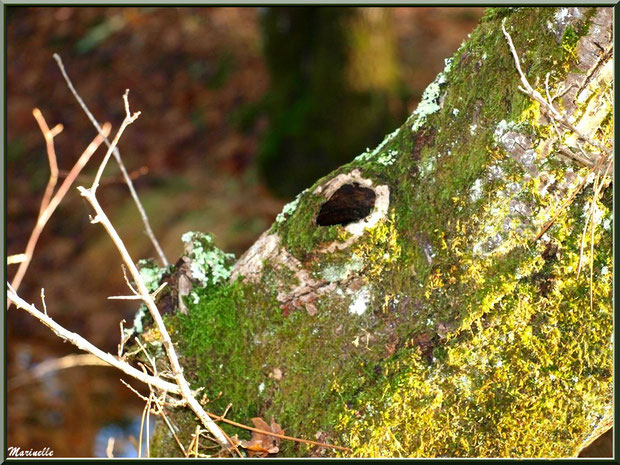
270,417,284,436
268,367,283,380
238,416,285,457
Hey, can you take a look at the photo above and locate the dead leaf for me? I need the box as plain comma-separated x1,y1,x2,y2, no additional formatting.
269,367,283,380
238,417,285,457
306,302,318,316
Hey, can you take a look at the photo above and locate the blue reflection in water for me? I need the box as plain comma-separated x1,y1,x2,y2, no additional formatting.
94,415,157,458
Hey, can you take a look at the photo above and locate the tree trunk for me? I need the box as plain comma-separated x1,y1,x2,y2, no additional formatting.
149,7,612,458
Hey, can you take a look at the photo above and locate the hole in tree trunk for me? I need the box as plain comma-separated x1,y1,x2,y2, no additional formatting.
316,183,376,226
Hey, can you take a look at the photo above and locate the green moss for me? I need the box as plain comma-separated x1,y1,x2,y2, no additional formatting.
150,7,611,458
481,7,517,23
159,276,395,456
272,186,349,259
336,190,612,456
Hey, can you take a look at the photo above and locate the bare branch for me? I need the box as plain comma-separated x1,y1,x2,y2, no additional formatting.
8,118,110,309
106,438,115,459
73,97,232,448
109,279,167,300
7,284,182,395
8,353,108,391
118,319,131,358
501,19,611,162
76,182,233,450
53,53,169,267
40,288,48,316
7,254,27,265
32,108,62,213
91,90,141,193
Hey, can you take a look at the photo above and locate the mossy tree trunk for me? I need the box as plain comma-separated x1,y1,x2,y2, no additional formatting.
149,7,612,458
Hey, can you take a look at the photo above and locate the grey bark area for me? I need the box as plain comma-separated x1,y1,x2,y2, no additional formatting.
148,7,613,458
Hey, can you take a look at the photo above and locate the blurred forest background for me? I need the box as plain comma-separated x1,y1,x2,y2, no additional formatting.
5,6,611,457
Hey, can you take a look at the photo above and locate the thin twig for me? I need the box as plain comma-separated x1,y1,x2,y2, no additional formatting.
501,19,611,160
187,425,201,458
32,108,62,214
106,438,115,458
216,426,243,458
120,264,140,296
122,380,188,456
6,285,182,395
91,90,141,193
193,425,201,458
40,288,48,316
53,53,169,267
544,73,563,141
77,185,233,450
76,93,232,450
502,20,612,248
7,353,109,391
157,404,188,456
8,118,110,309
534,153,608,242
59,165,149,186
135,338,158,378
138,394,147,458
207,412,350,452
118,319,130,358
7,254,27,265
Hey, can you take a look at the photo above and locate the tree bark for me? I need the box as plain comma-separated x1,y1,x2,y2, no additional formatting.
149,7,612,458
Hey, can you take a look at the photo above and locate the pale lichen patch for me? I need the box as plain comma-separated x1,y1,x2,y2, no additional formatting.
354,127,401,163
137,258,166,292
321,254,364,283
181,231,235,287
376,149,398,166
553,7,585,42
348,286,371,316
276,190,306,224
410,58,453,132
419,156,436,178
493,120,522,143
469,178,484,202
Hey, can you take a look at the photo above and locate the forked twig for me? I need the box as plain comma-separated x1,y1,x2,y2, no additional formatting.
8,115,110,309
6,285,182,395
53,53,169,267
32,108,62,213
75,93,233,451
91,90,141,193
501,19,611,164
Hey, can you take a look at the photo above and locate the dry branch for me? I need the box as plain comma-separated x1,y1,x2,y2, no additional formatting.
7,353,109,391
7,116,110,308
53,53,169,267
501,19,611,165
74,93,233,451
6,285,181,395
